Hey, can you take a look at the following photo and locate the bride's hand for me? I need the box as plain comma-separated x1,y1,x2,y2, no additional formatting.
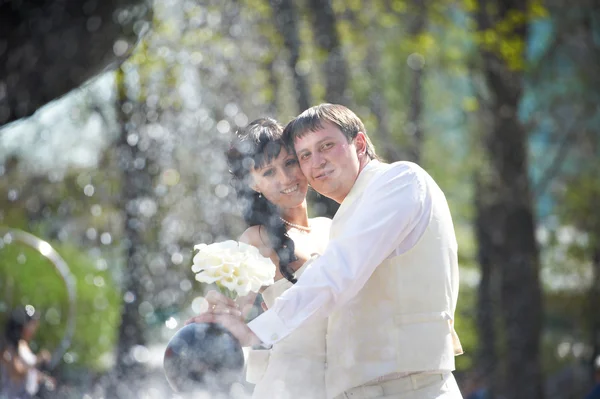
185,290,242,325
206,290,241,315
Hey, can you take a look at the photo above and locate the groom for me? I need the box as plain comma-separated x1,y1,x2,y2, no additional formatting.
193,103,464,398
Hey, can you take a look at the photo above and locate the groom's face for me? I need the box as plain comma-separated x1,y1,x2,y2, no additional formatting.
294,122,362,204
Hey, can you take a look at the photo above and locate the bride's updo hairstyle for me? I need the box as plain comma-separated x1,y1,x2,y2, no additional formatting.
227,118,298,284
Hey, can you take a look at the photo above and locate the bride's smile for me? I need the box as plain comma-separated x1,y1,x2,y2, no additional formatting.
281,184,299,194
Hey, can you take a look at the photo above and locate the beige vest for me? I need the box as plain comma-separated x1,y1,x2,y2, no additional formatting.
325,161,463,398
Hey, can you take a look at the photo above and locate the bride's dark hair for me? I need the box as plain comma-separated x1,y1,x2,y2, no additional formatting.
227,118,298,284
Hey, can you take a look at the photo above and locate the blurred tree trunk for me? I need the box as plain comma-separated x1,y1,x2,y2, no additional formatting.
474,175,500,399
406,0,426,164
364,40,400,162
110,66,152,396
306,0,350,107
344,6,398,162
304,0,347,216
265,57,280,116
592,245,600,376
269,0,311,112
475,1,543,399
582,113,600,382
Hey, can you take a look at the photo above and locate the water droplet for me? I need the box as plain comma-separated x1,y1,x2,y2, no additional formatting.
113,39,129,57
190,52,203,65
224,103,238,117
179,279,192,292
94,295,108,310
138,198,157,217
133,157,146,169
93,276,105,287
131,345,150,363
407,53,425,70
215,184,229,198
96,258,108,271
216,119,231,134
557,341,570,358
63,352,75,363
149,258,166,276
171,252,183,264
191,296,208,314
84,184,95,197
86,228,97,240
86,16,102,32
45,308,61,325
3,233,13,244
138,301,154,316
7,189,18,201
162,169,180,186
234,113,248,127
124,291,135,303
100,232,112,245
90,204,102,216
165,317,178,330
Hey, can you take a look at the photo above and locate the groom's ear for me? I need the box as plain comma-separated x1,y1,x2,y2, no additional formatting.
354,132,367,157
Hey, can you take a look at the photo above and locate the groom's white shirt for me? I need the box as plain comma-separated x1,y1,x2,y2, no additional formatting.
248,160,432,343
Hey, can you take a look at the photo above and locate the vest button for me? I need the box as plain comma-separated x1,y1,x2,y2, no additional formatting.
270,333,278,341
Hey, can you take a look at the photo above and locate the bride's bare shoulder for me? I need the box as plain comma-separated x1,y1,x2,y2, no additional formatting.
239,225,264,247
239,225,274,258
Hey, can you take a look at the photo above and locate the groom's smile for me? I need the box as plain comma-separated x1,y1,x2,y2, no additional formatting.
294,122,367,204
314,170,333,180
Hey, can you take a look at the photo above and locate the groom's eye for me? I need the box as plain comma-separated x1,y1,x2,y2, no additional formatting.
299,152,310,161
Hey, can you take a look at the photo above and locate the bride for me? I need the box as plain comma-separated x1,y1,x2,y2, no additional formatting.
206,117,330,398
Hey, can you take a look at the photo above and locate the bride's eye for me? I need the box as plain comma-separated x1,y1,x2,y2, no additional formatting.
263,168,274,177
286,159,298,167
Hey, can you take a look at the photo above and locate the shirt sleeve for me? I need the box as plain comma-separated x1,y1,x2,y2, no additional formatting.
248,162,432,345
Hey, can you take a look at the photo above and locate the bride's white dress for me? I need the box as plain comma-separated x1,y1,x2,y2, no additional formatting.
246,258,327,399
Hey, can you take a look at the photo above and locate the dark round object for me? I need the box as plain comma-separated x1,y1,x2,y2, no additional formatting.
163,322,245,393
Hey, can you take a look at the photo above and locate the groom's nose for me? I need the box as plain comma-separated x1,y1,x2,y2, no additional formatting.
310,152,326,169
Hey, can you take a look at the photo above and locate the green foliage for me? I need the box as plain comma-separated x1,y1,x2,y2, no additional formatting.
0,236,121,372
454,286,478,371
541,290,589,375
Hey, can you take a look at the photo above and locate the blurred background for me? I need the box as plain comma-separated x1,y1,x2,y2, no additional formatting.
0,0,598,398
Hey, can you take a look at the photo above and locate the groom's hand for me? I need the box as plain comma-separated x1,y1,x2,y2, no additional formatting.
185,312,262,347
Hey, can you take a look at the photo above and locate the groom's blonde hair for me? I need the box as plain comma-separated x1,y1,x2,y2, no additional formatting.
283,103,379,160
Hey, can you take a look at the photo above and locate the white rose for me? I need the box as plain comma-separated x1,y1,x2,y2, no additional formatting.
192,240,276,298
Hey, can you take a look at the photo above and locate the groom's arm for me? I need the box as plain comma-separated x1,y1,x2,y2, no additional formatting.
248,162,433,345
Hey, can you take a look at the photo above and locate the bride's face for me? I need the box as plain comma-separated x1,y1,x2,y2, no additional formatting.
250,147,308,209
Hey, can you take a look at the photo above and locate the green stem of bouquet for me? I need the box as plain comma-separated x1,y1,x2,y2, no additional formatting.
215,283,238,301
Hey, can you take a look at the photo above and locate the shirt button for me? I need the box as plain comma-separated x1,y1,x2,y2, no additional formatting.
270,333,278,341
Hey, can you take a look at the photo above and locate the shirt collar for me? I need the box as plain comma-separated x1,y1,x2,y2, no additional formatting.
333,160,382,222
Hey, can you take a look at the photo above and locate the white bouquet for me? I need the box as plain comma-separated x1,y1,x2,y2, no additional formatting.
192,240,276,299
